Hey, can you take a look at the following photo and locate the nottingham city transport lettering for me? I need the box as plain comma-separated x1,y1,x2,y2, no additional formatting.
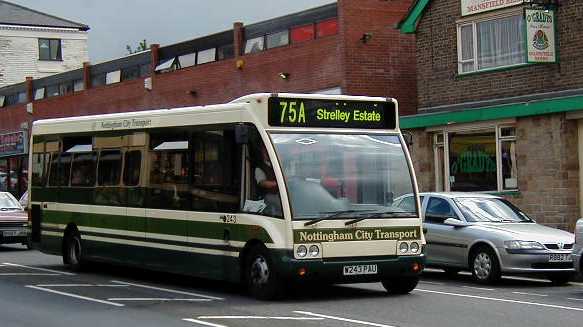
293,227,420,242
268,97,395,129
92,118,152,131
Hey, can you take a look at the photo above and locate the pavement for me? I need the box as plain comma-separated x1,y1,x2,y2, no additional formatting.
0,244,582,327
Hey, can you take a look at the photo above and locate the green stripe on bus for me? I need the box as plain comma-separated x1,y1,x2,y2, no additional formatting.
43,210,273,243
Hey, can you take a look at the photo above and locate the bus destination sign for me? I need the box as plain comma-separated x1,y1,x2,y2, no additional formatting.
268,97,396,129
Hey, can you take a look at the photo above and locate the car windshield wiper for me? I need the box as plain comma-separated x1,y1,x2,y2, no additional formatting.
344,211,417,225
303,209,375,226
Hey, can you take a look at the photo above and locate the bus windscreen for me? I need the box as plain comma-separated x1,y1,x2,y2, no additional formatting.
267,97,396,129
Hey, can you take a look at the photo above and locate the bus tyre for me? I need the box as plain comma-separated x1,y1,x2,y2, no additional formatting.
381,276,419,294
547,273,571,286
245,246,282,300
64,231,83,272
470,246,501,284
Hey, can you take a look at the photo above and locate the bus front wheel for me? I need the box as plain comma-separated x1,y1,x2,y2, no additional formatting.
381,276,419,294
63,231,84,272
245,245,282,300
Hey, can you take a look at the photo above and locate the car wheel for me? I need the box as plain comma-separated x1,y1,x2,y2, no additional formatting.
63,231,83,272
470,246,501,284
547,273,571,286
443,268,461,276
245,245,283,300
381,277,419,294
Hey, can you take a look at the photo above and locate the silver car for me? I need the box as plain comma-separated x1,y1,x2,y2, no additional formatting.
574,218,583,276
395,192,575,284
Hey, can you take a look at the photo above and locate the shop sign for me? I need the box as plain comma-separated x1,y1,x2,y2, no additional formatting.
0,131,27,158
461,0,523,16
525,9,556,63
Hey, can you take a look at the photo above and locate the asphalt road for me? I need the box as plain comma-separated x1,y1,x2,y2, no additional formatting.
0,245,582,327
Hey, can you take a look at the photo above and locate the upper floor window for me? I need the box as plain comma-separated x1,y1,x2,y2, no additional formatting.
457,13,525,74
39,39,62,61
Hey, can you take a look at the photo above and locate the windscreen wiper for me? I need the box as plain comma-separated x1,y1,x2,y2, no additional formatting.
344,211,417,226
303,209,374,226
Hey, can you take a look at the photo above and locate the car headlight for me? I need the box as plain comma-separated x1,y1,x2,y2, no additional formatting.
399,242,409,253
504,240,545,250
308,245,320,257
296,245,308,258
410,242,420,253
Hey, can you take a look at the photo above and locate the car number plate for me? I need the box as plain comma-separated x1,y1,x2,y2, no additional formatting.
548,253,572,262
343,264,378,276
2,230,19,237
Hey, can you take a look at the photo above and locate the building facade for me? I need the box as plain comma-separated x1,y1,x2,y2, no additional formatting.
0,0,89,88
399,0,583,230
0,0,416,198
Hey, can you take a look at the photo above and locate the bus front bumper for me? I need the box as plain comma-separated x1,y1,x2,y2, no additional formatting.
273,251,425,283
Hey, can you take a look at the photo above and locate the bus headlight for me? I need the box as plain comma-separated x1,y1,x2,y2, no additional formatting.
399,242,409,254
296,245,308,258
308,245,320,257
410,242,420,253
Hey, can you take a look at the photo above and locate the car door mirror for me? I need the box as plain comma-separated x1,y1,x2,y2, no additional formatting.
444,218,469,228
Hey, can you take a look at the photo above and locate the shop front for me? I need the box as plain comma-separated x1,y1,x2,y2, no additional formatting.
0,130,28,198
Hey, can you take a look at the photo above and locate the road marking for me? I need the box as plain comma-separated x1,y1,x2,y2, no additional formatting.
109,298,212,302
415,289,583,312
2,262,75,276
419,281,444,285
0,273,61,276
567,298,583,301
462,286,495,291
512,291,548,297
37,284,130,287
197,316,324,320
26,285,124,307
183,319,227,327
111,280,223,300
294,311,397,327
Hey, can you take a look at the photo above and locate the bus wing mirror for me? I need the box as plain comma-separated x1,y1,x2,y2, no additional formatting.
235,124,249,144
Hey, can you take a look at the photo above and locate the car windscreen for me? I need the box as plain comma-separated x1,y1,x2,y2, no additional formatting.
0,193,22,210
454,197,532,223
271,133,417,220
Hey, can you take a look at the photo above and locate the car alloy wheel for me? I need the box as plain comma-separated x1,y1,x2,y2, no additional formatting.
473,252,492,280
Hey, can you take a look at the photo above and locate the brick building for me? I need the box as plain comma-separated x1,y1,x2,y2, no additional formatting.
0,0,416,197
399,0,583,230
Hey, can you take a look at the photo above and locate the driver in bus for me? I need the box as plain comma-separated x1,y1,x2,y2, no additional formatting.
254,145,282,216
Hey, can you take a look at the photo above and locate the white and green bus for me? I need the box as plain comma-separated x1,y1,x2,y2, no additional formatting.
29,93,424,299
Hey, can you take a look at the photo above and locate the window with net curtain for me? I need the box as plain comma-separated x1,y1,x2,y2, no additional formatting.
459,14,525,73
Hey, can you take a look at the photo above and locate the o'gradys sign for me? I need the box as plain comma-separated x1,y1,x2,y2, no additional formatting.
294,227,421,242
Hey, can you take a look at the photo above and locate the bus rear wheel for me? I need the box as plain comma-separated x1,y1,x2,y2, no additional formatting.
381,276,419,294
63,231,83,272
245,245,282,300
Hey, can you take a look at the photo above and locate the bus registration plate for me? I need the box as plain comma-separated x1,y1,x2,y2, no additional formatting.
343,264,378,276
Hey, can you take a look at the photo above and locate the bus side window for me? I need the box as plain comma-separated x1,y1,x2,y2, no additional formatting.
124,150,143,207
96,150,122,206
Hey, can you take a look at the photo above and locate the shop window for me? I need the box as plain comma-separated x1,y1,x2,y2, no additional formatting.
457,13,525,73
123,150,141,186
38,39,62,61
244,36,264,54
217,44,234,60
499,127,517,190
98,150,122,186
71,152,97,186
197,48,216,64
178,53,196,68
316,18,338,38
291,24,315,43
266,30,289,49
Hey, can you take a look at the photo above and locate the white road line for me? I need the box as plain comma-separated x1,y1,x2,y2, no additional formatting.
419,281,444,285
111,280,223,300
294,311,396,327
462,286,495,291
197,316,324,320
183,319,227,327
2,262,75,276
37,284,130,288
567,298,583,301
415,289,583,312
512,291,548,297
109,298,212,302
26,285,124,307
0,273,61,276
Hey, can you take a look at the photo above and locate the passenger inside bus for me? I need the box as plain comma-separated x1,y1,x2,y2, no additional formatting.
253,144,282,216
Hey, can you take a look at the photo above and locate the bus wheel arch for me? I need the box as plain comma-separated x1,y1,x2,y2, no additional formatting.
240,240,282,300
